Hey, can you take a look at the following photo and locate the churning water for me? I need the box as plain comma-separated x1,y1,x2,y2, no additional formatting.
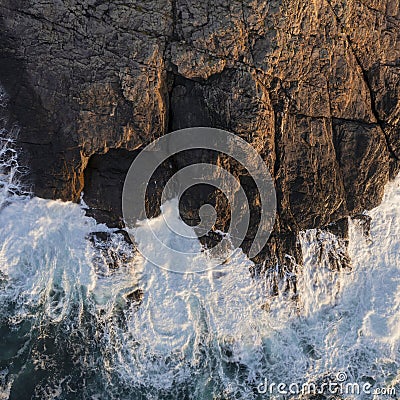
0,131,399,399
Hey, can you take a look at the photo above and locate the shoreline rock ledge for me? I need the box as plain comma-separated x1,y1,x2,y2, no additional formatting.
1,0,399,274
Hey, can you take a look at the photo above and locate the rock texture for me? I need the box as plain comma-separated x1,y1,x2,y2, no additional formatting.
0,0,399,268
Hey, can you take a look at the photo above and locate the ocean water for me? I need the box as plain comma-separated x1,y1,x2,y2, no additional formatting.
0,131,399,399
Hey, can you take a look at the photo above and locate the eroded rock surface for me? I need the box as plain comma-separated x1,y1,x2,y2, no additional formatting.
0,0,399,267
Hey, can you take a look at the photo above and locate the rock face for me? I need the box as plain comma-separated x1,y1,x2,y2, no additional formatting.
0,0,399,267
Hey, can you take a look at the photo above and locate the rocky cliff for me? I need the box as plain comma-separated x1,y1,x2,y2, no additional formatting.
1,0,399,269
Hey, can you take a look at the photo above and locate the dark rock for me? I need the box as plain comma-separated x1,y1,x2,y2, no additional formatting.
351,214,373,238
83,149,141,227
125,289,144,308
332,119,389,213
325,218,349,240
88,230,135,272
